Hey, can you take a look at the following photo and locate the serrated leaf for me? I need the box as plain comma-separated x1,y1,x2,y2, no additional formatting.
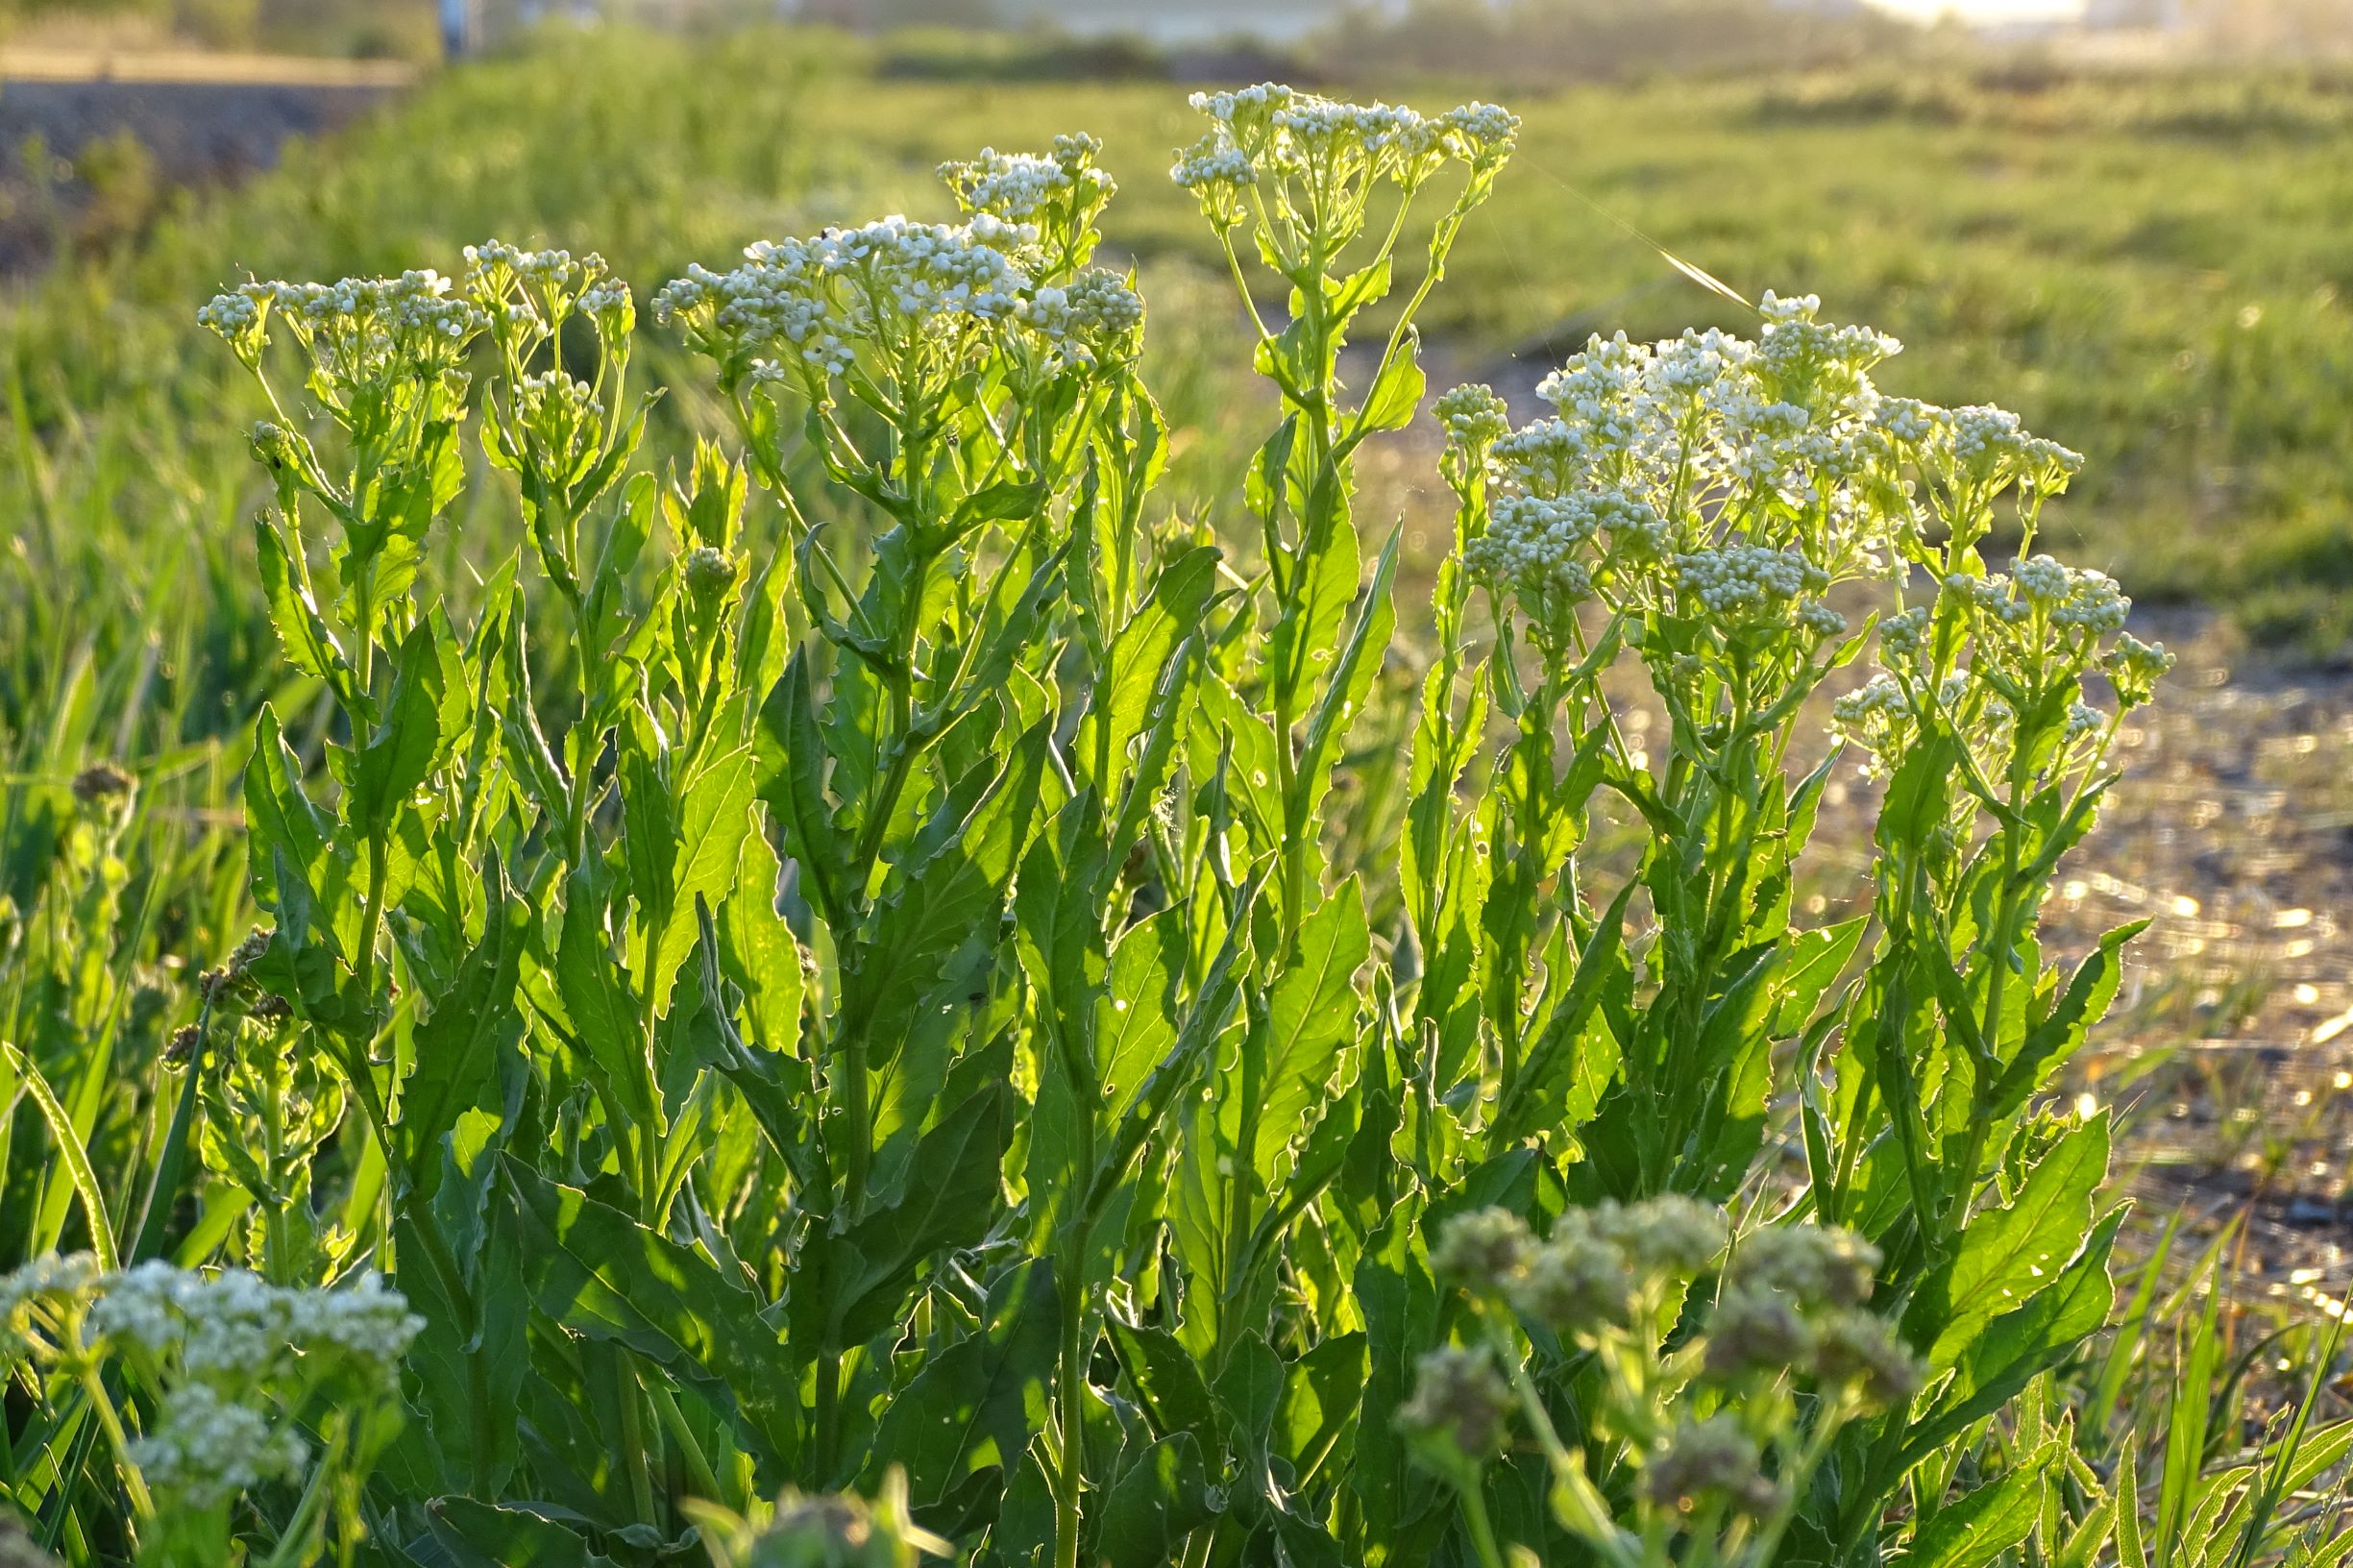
1906,1114,2110,1369
1908,1443,2060,1568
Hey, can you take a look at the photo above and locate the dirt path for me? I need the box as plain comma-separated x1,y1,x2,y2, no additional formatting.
0,53,412,272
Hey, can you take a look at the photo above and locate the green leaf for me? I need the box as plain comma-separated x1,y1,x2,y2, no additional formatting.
553,867,656,1132
349,616,457,838
1355,331,1426,437
1902,1208,2122,1466
719,828,804,1060
950,478,1050,536
425,1498,627,1568
1106,1319,1218,1448
753,649,846,926
399,852,530,1198
254,515,360,716
1253,884,1370,1181
1078,544,1219,800
1988,919,2147,1119
830,1081,1010,1345
1278,1330,1366,1488
1,1041,117,1269
1772,916,1867,1038
845,721,1050,1068
1295,527,1400,832
863,1259,1060,1510
1905,1114,2111,1370
1908,1443,2061,1568
647,745,756,1018
502,1157,796,1461
1097,1433,1215,1568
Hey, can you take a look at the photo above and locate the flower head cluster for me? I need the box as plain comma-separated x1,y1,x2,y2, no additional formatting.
1459,303,1923,663
89,1262,419,1386
1171,84,1517,231
1643,1415,1784,1519
660,205,1121,395
2105,631,2176,708
0,1257,420,1513
1434,382,1510,453
1673,544,1837,636
1434,1196,1729,1343
128,1382,310,1509
1013,268,1145,371
1831,667,2017,781
1705,1226,1918,1410
1397,1345,1513,1468
939,134,1115,270
198,271,484,391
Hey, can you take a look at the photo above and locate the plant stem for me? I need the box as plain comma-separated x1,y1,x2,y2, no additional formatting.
76,1365,154,1522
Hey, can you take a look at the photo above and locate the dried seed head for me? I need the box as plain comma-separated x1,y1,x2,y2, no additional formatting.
70,763,135,804
164,1023,203,1067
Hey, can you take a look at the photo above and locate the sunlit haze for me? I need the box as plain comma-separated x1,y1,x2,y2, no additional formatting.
1868,0,2089,20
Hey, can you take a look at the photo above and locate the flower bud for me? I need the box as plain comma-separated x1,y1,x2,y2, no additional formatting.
1504,1229,1632,1339
1643,1416,1783,1519
1728,1226,1879,1311
1397,1345,1512,1464
1431,1207,1533,1294
1703,1285,1813,1381
1809,1311,1922,1410
685,545,744,605
704,1471,948,1568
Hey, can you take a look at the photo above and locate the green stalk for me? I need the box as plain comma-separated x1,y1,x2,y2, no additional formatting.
75,1365,154,1523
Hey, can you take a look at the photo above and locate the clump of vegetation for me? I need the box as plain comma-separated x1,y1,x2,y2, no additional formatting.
1,61,2347,1568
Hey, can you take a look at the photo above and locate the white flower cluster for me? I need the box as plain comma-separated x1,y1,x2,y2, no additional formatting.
1434,383,1510,451
0,1257,420,1512
462,239,585,289
1461,489,1669,632
1458,296,2100,660
90,1262,420,1386
130,1382,310,1510
0,1252,103,1361
1947,555,2128,635
660,209,1121,387
198,271,485,385
1871,397,2083,488
1830,669,2017,780
1170,84,1519,227
1014,268,1145,370
1673,545,1833,627
2104,631,2175,707
939,134,1115,227
1948,404,2082,485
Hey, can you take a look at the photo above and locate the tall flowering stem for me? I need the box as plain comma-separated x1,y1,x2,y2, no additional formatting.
1175,85,1518,956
